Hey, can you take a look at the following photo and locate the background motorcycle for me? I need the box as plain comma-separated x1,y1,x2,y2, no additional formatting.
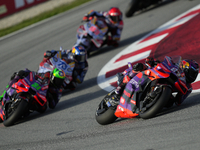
75,16,109,56
125,0,162,17
38,47,75,90
0,70,48,127
95,56,187,125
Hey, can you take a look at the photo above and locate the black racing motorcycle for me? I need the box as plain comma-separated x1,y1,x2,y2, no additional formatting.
125,0,162,17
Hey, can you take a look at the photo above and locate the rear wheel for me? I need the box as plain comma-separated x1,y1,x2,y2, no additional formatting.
125,0,140,17
3,100,28,127
139,86,172,119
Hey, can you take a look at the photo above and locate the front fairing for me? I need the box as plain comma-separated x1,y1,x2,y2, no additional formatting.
80,17,108,48
3,72,48,107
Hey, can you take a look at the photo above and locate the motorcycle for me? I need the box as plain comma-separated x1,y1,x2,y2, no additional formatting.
75,16,109,56
125,0,162,17
38,47,75,90
95,56,188,125
0,69,49,126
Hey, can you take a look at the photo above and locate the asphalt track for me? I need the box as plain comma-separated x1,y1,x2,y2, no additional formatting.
0,0,200,149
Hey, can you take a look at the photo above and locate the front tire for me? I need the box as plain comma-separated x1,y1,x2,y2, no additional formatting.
95,98,117,125
3,100,28,127
139,86,172,119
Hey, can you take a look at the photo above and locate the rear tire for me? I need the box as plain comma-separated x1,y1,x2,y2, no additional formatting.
125,0,140,17
3,100,28,127
139,86,172,119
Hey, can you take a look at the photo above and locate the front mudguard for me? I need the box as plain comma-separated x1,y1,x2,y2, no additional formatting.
95,90,118,125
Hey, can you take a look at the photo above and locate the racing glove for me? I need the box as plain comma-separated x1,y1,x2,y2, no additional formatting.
44,50,57,58
133,63,147,72
82,10,94,22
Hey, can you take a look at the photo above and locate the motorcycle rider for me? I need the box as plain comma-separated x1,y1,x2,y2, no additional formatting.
42,45,88,91
82,7,124,47
112,57,199,110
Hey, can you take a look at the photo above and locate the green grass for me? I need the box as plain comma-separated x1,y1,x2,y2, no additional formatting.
0,0,92,38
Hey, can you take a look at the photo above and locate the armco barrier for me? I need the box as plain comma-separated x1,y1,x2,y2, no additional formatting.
0,0,48,19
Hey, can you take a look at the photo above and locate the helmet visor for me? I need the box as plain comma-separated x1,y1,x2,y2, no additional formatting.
74,55,85,63
110,16,120,23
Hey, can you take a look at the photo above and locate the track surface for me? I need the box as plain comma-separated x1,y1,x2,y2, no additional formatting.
0,0,200,149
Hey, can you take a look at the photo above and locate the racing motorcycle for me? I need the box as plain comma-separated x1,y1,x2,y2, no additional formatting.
0,69,49,127
95,56,188,125
38,47,75,90
75,16,109,56
125,0,162,17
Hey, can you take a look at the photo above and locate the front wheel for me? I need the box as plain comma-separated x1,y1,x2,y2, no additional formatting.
95,94,118,125
139,86,172,119
3,100,28,127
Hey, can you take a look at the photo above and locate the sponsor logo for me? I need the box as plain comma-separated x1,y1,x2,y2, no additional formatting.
41,85,48,90
14,0,45,9
53,57,58,62
118,105,124,111
130,100,136,105
160,64,169,72
0,5,7,15
120,97,125,104
129,79,139,89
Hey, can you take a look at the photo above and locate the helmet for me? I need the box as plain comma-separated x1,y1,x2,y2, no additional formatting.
145,57,155,68
72,45,86,63
182,59,199,83
51,68,65,89
108,7,122,25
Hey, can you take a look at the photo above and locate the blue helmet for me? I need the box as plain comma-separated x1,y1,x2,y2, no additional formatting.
72,45,86,63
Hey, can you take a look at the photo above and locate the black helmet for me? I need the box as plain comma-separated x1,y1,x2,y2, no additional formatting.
182,59,199,83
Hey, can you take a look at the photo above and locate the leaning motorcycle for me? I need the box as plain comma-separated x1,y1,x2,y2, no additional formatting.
95,56,188,125
75,16,109,56
125,0,162,17
38,48,75,90
0,69,49,126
